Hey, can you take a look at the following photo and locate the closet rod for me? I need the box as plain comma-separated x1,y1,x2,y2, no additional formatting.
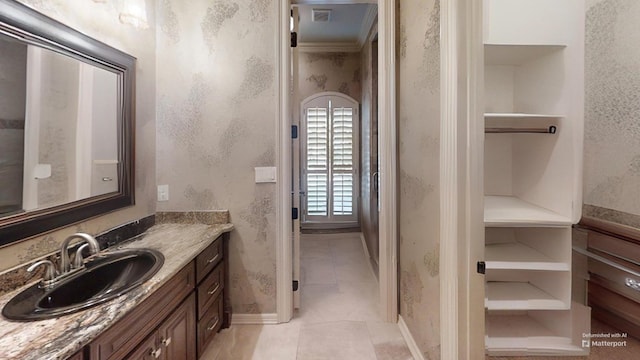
485,126,557,134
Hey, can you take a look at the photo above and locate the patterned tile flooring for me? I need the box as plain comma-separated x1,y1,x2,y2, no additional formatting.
202,233,640,359
200,232,413,360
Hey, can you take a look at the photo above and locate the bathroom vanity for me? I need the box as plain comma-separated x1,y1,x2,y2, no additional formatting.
0,223,233,360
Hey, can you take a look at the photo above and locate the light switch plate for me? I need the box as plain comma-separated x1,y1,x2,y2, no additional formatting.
34,164,51,179
157,184,169,201
255,167,277,183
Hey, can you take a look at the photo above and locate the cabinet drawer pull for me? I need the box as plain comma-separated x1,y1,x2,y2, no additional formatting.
150,347,162,359
162,337,172,347
626,278,640,292
206,316,220,331
207,282,220,295
207,253,220,264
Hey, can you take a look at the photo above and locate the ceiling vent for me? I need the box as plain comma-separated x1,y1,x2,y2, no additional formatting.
312,9,332,23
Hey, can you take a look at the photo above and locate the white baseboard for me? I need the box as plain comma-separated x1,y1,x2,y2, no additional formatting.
360,232,371,260
231,313,279,325
360,232,378,279
398,315,426,360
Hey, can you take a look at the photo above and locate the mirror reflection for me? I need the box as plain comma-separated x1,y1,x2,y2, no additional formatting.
0,33,119,218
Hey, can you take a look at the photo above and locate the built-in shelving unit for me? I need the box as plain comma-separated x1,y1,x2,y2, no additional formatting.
484,113,563,120
482,0,589,356
484,196,572,227
485,242,570,271
486,281,568,310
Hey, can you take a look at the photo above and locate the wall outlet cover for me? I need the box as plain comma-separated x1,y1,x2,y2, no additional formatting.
157,184,169,201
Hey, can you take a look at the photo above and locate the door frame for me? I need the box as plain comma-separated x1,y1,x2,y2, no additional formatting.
275,0,399,324
440,0,484,358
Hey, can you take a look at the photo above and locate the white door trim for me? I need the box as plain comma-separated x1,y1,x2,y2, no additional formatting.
377,0,398,323
440,0,485,358
276,0,399,324
276,0,293,323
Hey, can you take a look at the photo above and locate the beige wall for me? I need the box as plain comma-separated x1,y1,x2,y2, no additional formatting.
583,0,640,226
155,0,278,314
0,0,157,272
398,0,441,358
298,52,362,103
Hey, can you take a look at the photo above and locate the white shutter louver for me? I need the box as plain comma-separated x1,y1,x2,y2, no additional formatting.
306,107,328,216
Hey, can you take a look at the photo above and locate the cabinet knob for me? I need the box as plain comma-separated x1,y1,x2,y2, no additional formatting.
162,337,172,347
150,347,162,359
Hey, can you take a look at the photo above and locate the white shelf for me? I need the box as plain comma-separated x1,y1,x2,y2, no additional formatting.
484,196,572,227
485,44,566,65
485,243,569,271
486,313,588,356
485,282,568,310
484,113,563,120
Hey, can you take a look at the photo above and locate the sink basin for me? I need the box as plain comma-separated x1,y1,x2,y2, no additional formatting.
2,248,164,321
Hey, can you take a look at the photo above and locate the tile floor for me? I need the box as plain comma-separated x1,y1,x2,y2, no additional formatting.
201,232,413,360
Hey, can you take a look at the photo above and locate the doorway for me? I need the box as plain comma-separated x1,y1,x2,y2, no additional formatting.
279,0,397,324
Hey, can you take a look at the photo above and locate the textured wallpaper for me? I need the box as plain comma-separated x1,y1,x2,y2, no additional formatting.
156,0,277,314
298,52,362,103
0,0,157,272
398,0,441,358
583,0,640,226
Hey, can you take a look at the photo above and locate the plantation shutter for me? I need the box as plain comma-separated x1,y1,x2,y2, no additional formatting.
302,93,358,225
306,107,328,216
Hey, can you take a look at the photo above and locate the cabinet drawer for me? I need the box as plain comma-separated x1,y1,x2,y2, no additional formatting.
588,254,640,303
197,262,224,318
196,236,222,283
197,294,223,356
90,263,195,360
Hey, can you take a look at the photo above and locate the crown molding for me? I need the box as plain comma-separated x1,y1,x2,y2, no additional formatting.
292,0,376,4
357,4,378,47
298,41,361,52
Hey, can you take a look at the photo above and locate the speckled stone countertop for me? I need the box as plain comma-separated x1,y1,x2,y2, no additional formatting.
0,222,233,360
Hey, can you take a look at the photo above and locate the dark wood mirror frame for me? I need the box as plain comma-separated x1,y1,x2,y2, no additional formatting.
0,0,135,247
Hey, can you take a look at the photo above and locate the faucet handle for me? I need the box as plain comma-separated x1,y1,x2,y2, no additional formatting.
73,243,91,269
27,259,59,284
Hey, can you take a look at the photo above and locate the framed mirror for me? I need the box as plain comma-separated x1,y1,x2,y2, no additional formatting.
0,0,135,246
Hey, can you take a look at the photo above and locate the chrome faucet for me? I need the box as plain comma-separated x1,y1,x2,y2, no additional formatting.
60,233,100,273
27,259,58,288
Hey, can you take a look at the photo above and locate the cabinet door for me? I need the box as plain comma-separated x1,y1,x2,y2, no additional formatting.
125,335,161,360
158,293,196,360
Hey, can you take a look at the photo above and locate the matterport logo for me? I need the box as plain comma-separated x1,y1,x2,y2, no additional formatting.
582,332,628,348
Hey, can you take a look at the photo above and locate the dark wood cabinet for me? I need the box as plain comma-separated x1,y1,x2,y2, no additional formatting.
88,265,195,360
126,293,196,360
195,235,228,357
158,293,196,360
125,332,159,360
82,233,230,360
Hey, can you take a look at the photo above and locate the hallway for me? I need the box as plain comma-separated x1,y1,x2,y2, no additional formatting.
201,232,412,359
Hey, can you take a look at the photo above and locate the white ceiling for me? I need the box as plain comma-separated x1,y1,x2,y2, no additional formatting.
296,4,376,44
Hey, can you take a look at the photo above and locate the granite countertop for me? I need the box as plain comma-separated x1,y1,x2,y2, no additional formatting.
0,222,233,360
